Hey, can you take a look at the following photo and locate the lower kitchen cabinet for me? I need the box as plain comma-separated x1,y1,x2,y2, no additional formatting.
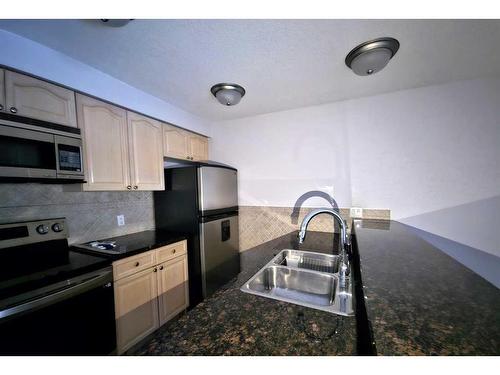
112,241,189,354
114,267,159,354
158,255,189,326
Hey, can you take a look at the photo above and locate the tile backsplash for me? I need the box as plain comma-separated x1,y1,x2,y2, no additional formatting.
0,183,155,244
238,206,390,251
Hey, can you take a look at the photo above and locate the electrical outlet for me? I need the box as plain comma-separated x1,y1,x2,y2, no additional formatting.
117,215,125,226
350,207,363,218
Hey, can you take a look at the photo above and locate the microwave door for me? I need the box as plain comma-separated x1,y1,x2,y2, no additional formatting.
0,125,57,179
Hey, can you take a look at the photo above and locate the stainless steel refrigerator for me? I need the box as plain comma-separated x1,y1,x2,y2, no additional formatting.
154,162,240,306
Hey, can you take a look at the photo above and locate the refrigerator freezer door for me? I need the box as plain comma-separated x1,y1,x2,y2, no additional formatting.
199,214,240,298
198,166,238,214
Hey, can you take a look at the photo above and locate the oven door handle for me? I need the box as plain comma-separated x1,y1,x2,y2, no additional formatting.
0,267,113,322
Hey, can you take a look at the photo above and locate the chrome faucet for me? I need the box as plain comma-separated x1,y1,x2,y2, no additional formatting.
298,208,350,287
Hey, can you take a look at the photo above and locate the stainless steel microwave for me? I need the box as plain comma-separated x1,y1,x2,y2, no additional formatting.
0,116,84,181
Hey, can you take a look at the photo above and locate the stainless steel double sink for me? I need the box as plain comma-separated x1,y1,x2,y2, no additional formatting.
240,249,354,316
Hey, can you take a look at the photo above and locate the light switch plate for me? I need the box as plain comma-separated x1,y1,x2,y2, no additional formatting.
117,215,125,226
350,207,363,218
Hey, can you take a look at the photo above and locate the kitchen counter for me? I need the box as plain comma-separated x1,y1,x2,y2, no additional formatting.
129,231,359,355
353,219,500,355
70,229,187,260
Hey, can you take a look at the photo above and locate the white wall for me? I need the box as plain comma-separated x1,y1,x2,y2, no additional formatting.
0,29,212,136
401,196,500,257
346,77,500,220
210,104,352,208
345,77,500,257
211,76,500,257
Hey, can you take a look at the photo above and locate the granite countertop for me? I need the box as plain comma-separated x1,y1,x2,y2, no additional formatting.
70,229,187,260
353,219,500,355
129,231,359,355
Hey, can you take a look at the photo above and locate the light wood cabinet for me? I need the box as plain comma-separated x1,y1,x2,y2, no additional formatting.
112,240,189,354
127,111,164,191
76,95,164,191
0,69,5,112
163,123,209,161
156,240,187,264
158,255,189,326
188,134,209,161
114,267,159,354
76,94,130,191
113,249,156,281
5,70,77,127
163,123,189,160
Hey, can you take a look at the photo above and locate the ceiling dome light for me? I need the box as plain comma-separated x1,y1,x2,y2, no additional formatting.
100,19,133,28
345,37,400,76
210,83,246,106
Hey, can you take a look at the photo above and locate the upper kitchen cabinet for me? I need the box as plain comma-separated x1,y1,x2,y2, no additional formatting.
127,111,164,191
163,122,209,161
77,95,165,191
76,94,130,191
188,133,209,161
5,71,77,127
163,123,189,160
0,69,5,112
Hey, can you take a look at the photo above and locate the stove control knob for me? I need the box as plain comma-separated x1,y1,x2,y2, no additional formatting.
36,224,50,235
52,223,64,233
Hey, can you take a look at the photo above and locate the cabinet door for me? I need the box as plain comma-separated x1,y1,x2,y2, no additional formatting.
163,123,190,160
0,69,5,112
114,267,159,354
5,71,77,127
188,134,209,161
157,255,189,326
76,94,130,191
127,111,164,191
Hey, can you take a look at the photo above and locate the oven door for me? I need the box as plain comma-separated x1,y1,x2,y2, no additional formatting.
0,267,116,355
0,124,58,179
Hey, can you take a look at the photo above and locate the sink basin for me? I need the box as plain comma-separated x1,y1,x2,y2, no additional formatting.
246,266,336,307
241,249,354,316
272,249,339,274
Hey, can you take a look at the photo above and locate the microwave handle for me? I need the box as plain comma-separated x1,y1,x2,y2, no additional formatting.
0,124,54,143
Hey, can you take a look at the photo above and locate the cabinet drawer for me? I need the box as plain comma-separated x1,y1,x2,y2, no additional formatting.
113,250,156,281
156,240,187,263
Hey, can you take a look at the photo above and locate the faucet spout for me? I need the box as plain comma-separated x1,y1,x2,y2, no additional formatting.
298,209,348,249
297,208,350,286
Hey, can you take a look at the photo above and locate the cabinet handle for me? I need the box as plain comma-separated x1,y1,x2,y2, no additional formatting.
126,185,132,190
172,249,176,254
153,268,157,272
133,186,138,190
135,262,140,267
10,107,17,114
159,266,164,270
0,104,3,111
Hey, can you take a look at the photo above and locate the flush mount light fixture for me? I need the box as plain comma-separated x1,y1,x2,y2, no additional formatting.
345,37,400,76
210,83,246,106
100,19,133,27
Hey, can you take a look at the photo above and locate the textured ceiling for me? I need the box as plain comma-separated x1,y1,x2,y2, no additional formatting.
1,19,500,121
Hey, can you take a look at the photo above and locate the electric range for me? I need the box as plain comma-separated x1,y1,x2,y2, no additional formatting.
0,218,116,355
